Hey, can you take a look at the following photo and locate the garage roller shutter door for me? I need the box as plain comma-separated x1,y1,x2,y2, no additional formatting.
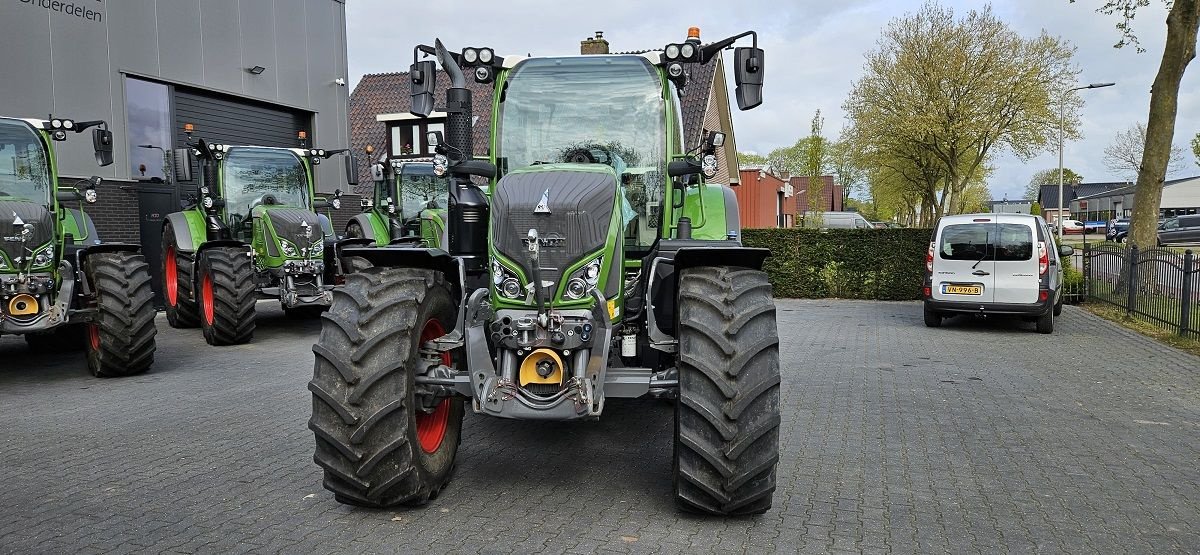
173,87,311,184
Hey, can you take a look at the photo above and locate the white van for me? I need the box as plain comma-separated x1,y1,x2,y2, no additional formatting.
800,211,873,229
923,214,1073,333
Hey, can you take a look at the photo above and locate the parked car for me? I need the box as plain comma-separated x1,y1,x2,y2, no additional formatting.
923,213,1072,334
872,221,888,229
1107,218,1130,243
1052,219,1085,234
800,211,873,229
1157,215,1200,245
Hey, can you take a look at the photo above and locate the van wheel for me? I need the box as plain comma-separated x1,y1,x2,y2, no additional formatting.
923,306,942,328
1036,311,1054,334
1053,297,1064,317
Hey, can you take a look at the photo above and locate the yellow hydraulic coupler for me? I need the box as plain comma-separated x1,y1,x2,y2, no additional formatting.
518,348,564,386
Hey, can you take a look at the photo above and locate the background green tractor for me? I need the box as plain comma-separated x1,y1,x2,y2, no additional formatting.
160,125,358,346
310,29,779,515
0,116,157,377
345,159,448,248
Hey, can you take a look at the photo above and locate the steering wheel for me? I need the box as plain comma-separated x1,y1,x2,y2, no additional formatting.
561,145,615,166
247,193,279,211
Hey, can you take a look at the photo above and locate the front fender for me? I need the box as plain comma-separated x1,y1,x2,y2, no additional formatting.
340,246,461,289
348,213,387,244
164,211,208,252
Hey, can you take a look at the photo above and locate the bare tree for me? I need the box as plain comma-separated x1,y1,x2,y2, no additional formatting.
1102,122,1187,179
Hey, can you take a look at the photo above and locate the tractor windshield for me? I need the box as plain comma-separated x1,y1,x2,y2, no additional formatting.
497,55,666,246
398,163,446,220
0,119,51,205
222,147,309,220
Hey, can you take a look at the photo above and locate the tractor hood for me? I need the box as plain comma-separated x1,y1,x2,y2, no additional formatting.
0,200,53,269
261,207,323,257
491,165,622,302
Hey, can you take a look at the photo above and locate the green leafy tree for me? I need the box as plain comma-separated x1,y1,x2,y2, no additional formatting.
830,138,867,204
1025,167,1084,201
738,151,769,166
844,3,1080,224
1072,0,1200,247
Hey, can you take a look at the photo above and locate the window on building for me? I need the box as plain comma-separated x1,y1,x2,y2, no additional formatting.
389,119,447,158
125,77,172,180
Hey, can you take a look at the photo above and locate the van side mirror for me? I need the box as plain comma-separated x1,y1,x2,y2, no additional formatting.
172,148,193,181
1058,244,1074,257
733,47,764,111
344,153,359,186
409,60,437,118
92,128,114,167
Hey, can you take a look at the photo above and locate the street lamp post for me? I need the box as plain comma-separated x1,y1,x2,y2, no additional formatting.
1058,82,1115,242
138,143,171,183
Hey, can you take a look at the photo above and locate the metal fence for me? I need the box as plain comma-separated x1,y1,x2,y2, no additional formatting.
1083,244,1199,337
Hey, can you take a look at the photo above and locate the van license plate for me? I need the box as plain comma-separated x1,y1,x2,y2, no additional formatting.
943,284,982,295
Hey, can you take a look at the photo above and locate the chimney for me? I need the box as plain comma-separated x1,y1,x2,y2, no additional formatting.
581,31,610,55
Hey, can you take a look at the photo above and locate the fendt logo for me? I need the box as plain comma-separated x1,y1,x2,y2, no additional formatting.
522,232,565,248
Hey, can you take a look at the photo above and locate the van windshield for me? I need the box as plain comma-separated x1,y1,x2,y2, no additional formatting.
940,223,1033,261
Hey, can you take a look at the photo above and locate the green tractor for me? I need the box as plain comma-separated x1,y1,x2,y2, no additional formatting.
159,125,358,345
345,158,448,248
309,29,779,515
0,116,157,377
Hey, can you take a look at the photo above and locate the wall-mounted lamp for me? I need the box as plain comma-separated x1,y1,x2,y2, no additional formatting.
334,78,347,86
247,66,266,75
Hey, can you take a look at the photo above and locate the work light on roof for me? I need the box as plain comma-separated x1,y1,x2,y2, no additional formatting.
478,48,494,64
665,44,681,60
462,48,478,64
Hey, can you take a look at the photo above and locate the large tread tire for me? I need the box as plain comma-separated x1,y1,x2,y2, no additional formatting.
84,252,157,377
161,225,200,329
309,267,464,508
25,324,85,352
674,266,781,516
197,247,257,346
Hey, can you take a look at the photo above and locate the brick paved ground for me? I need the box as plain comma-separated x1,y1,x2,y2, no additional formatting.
0,300,1197,554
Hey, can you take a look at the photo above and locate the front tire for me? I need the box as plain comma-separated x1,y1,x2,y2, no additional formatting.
161,226,200,328
674,266,781,516
197,247,256,346
85,252,157,377
310,267,463,507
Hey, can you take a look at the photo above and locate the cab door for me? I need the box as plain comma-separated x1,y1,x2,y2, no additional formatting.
932,220,996,303
991,218,1039,304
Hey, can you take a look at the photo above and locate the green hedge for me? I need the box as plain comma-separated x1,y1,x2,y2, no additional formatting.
742,228,932,300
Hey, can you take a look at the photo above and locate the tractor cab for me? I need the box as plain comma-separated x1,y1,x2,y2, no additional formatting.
349,159,448,247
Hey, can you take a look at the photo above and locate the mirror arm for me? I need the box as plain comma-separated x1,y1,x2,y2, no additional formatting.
699,30,757,64
74,120,106,133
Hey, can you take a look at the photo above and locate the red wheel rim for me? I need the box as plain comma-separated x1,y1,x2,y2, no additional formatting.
88,323,101,351
165,246,178,307
202,272,215,325
415,319,452,453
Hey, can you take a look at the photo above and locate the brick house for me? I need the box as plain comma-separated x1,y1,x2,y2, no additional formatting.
736,167,797,228
791,175,844,213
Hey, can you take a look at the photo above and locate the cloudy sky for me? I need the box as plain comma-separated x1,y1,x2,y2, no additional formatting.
345,0,1200,202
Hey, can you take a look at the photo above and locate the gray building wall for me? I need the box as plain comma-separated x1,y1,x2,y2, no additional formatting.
0,0,350,191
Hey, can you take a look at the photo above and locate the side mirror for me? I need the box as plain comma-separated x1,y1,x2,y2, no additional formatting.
733,47,765,111
449,159,497,179
359,197,372,211
409,60,437,118
427,131,444,148
667,159,701,178
344,153,359,185
92,128,114,167
172,148,193,181
1058,244,1074,257
370,163,385,182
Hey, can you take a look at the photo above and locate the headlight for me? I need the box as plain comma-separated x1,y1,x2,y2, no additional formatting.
462,48,478,64
493,259,523,299
280,240,299,257
665,44,681,60
702,154,718,178
433,154,449,177
478,48,494,64
32,245,54,268
203,196,214,209
331,198,341,210
680,43,696,60
84,188,98,204
564,278,588,300
562,255,603,300
500,278,522,299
